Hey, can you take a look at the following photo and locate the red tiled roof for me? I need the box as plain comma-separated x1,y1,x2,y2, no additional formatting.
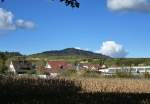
47,61,72,72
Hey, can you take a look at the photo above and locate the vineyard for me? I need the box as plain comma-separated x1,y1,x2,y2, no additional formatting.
0,75,150,104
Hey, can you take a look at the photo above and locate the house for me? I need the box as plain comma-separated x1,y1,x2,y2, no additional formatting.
9,60,33,74
45,61,72,75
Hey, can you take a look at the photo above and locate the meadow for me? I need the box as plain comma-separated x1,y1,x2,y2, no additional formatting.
0,75,150,104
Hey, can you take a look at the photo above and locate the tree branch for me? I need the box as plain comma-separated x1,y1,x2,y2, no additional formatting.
1,0,80,8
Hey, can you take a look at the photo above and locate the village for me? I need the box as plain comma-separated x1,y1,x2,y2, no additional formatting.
8,57,150,78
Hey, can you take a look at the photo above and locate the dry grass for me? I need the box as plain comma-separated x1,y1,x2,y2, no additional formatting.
73,78,150,93
0,75,150,104
1,75,150,93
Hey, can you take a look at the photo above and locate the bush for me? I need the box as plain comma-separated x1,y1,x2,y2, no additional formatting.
27,70,37,74
0,66,8,74
115,72,134,78
82,70,101,78
59,69,77,77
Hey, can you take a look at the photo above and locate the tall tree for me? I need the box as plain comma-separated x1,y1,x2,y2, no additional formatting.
0,53,7,73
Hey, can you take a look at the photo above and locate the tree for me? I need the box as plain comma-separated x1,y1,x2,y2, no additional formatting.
99,56,105,66
60,0,80,8
0,53,7,73
1,0,80,8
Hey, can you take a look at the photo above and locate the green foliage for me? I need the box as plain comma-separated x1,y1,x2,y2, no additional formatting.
30,59,46,68
30,48,109,61
60,0,80,8
82,70,101,78
59,69,77,77
0,67,8,74
59,69,102,78
36,69,50,75
27,70,37,74
0,52,22,73
86,58,150,67
104,58,150,67
1,0,80,8
0,52,22,59
115,72,134,78
0,53,7,74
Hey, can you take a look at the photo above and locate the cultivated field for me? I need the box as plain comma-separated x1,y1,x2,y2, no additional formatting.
75,78,150,93
0,75,150,104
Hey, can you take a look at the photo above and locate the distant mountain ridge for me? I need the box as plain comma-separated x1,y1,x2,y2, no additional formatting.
0,52,22,58
30,48,110,59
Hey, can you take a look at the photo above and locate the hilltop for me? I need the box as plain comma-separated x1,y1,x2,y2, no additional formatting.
30,48,110,59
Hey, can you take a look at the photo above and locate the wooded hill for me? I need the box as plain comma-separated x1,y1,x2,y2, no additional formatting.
30,48,110,59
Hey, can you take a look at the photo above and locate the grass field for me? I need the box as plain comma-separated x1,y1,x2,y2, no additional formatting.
0,75,150,104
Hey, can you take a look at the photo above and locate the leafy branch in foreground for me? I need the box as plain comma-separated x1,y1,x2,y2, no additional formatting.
0,0,80,8
60,0,80,8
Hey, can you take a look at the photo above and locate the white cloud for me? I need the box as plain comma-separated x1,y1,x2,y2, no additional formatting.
0,8,16,30
107,0,150,12
0,8,36,30
99,41,128,58
16,19,36,29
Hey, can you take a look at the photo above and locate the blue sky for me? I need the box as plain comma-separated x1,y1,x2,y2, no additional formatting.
0,0,150,58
